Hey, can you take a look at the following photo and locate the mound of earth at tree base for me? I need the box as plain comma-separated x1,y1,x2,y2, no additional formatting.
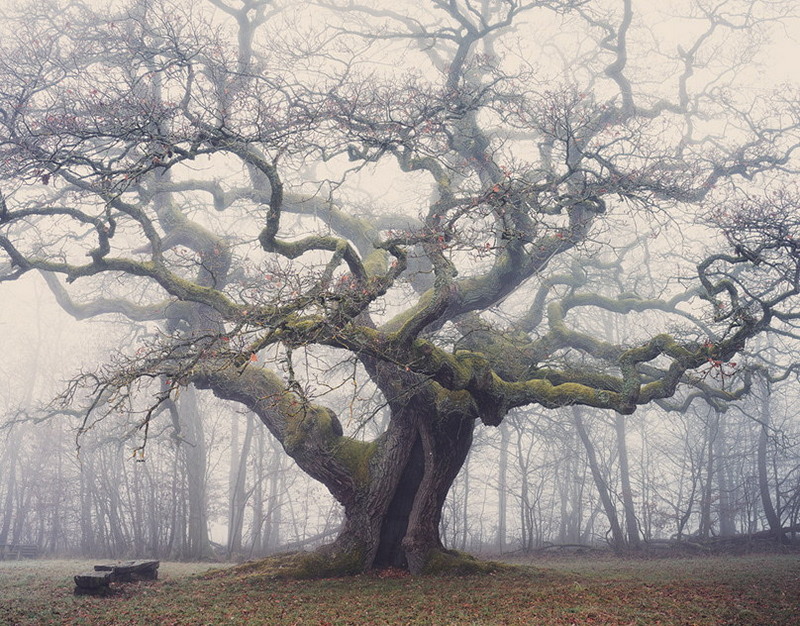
215,549,512,580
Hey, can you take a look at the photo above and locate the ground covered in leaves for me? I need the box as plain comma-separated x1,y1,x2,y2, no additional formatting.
0,554,798,625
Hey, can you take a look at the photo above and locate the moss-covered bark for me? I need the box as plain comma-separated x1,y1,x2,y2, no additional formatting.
193,359,477,575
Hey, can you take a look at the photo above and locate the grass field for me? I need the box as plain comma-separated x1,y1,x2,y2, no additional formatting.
0,554,798,625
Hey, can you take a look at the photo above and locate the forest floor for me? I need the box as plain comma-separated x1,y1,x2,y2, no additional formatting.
0,553,798,625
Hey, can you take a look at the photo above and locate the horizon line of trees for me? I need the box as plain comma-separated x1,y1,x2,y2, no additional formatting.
2,365,797,560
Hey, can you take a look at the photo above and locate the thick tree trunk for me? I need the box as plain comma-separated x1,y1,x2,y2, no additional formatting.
324,400,474,573
402,409,474,573
195,362,476,574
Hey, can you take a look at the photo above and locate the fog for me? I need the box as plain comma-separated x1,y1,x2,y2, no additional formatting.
1,0,800,571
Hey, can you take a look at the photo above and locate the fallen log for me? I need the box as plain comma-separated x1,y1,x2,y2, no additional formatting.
94,559,160,582
74,560,159,594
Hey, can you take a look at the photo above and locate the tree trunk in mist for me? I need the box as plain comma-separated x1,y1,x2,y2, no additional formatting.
0,427,21,545
615,414,640,549
699,411,718,540
263,438,285,553
177,387,212,560
515,433,532,550
715,411,737,537
496,421,509,553
573,407,625,552
249,426,266,556
79,464,95,555
328,403,474,573
757,379,785,541
557,425,585,545
228,412,254,558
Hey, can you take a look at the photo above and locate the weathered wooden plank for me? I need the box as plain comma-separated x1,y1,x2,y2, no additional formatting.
74,559,160,593
129,560,159,580
93,560,160,582
74,570,113,593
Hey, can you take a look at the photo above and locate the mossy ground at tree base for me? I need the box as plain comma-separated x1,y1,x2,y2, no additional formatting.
223,548,366,580
224,548,513,580
420,549,512,575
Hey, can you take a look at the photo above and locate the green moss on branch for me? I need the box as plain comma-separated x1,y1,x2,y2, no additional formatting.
332,439,378,488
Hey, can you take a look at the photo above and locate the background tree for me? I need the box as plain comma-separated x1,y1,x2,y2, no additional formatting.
1,0,800,574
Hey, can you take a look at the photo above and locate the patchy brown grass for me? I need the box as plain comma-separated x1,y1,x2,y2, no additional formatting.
1,554,798,625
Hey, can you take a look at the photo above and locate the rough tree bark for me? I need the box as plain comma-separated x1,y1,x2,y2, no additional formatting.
195,359,476,573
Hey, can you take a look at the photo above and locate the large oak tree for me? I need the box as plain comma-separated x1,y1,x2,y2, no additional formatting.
1,0,799,573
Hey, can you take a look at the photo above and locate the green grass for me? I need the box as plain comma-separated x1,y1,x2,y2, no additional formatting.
1,554,798,625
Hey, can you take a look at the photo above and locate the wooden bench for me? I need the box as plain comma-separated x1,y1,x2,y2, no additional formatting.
73,570,114,593
0,544,39,560
74,560,160,594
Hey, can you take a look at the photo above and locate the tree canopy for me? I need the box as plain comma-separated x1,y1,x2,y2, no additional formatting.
1,0,799,573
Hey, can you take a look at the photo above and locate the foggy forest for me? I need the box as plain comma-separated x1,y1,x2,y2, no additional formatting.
1,0,800,622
